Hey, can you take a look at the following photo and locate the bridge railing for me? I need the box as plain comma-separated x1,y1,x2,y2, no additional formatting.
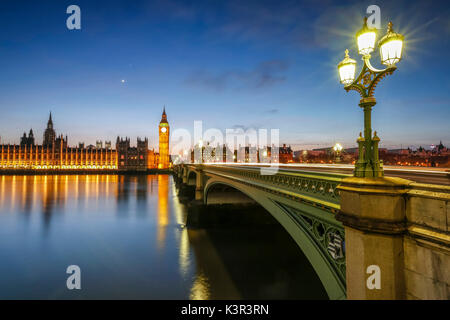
197,164,350,212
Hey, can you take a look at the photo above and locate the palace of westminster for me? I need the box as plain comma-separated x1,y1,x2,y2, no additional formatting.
0,109,171,171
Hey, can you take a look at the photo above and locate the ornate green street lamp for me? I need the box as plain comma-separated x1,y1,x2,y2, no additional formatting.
333,143,343,163
338,18,404,178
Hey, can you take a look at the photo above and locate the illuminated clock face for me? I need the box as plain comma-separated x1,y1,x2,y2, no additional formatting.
161,127,167,133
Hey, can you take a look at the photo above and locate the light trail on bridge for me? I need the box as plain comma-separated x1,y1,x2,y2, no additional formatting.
198,163,450,185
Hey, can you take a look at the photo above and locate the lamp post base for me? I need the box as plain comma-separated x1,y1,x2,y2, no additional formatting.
354,161,384,178
353,98,384,178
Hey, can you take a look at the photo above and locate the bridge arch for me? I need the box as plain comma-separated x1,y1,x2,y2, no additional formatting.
205,183,256,205
187,169,197,186
204,177,346,300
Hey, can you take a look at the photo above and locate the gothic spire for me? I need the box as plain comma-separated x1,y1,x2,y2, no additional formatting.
160,106,168,123
48,111,53,126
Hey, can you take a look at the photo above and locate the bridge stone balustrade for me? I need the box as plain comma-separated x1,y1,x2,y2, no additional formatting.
336,178,450,300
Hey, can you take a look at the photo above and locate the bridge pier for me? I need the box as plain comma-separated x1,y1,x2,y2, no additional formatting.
175,165,195,200
336,177,410,299
182,166,188,184
336,177,450,300
195,167,204,201
173,166,183,184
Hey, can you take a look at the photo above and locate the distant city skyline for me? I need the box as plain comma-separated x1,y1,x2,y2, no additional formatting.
0,110,446,152
0,0,448,150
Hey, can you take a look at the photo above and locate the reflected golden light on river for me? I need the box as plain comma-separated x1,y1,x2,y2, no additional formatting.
64,175,69,201
43,176,47,211
171,183,191,277
11,175,16,210
0,175,124,216
0,175,5,207
33,175,37,208
21,175,27,210
157,175,169,250
85,175,89,208
95,175,99,203
189,271,211,300
178,228,190,277
53,176,59,205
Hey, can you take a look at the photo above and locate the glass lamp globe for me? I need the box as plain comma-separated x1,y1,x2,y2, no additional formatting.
356,17,377,56
338,49,357,86
333,143,343,152
378,22,404,66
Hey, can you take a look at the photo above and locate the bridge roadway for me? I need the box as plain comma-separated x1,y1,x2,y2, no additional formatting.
207,163,450,185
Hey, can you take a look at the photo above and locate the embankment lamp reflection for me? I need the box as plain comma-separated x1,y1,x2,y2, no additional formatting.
337,17,404,178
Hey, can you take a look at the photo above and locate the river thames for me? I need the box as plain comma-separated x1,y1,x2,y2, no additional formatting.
0,174,327,299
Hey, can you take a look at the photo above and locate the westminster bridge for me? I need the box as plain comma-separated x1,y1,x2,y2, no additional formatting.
173,163,450,300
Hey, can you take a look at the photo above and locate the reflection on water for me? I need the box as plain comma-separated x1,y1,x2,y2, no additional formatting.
157,175,169,250
0,174,326,299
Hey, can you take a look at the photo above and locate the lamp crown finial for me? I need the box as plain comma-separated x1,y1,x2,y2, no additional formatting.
345,49,349,57
387,21,393,32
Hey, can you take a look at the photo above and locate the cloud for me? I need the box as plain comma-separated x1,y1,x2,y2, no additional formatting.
204,0,329,46
150,0,198,21
159,0,448,55
185,60,289,91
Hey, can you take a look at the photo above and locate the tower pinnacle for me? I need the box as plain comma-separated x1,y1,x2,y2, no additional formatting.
160,106,168,123
48,112,53,126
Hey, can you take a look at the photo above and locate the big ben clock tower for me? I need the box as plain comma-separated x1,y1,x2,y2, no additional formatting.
158,106,170,169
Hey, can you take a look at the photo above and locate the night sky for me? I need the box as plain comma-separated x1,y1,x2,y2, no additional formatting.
0,0,448,151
